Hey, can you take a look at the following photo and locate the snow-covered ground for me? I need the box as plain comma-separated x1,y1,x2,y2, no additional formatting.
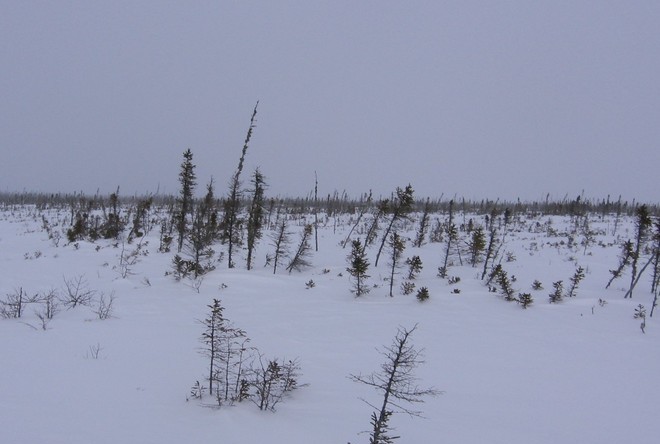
1,206,658,443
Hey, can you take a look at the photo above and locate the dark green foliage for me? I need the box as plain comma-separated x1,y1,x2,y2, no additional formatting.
270,220,290,274
532,280,543,290
67,213,87,243
129,196,153,240
481,218,499,280
183,181,218,278
651,219,660,295
606,240,634,289
439,200,457,278
176,149,196,253
549,280,563,303
286,224,313,273
518,292,533,309
416,286,430,302
468,226,486,266
626,205,652,299
413,198,431,248
634,304,646,319
405,255,423,280
364,199,389,250
99,191,124,240
494,265,516,301
401,281,416,295
387,232,405,297
375,185,414,267
347,239,370,296
566,266,585,298
200,299,251,405
201,299,224,396
369,410,398,444
158,220,174,253
246,168,267,270
223,102,259,268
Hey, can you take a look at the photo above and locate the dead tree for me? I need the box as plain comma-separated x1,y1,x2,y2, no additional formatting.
350,324,440,444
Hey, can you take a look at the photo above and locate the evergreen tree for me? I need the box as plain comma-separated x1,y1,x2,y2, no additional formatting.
439,199,457,278
184,180,218,278
100,189,124,239
481,209,499,280
413,198,431,248
626,205,652,298
363,198,389,251
549,280,563,303
606,240,634,289
286,224,313,273
468,226,486,267
270,220,290,274
651,219,660,297
387,232,405,297
375,185,414,267
246,168,267,270
347,239,370,296
223,102,259,268
405,255,423,280
566,265,585,298
201,299,224,396
176,149,196,253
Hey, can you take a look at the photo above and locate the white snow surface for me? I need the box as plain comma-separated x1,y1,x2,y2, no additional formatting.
1,207,658,443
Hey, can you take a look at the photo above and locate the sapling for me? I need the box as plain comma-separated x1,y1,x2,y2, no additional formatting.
374,185,414,267
347,239,371,296
606,240,634,289
387,232,405,297
626,205,652,298
549,281,563,303
494,266,516,301
405,255,423,280
634,304,647,334
349,325,440,444
286,224,313,273
566,266,585,298
401,281,416,295
413,198,431,248
518,292,533,309
416,287,430,302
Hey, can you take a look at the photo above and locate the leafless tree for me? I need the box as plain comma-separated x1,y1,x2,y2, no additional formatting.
350,324,440,444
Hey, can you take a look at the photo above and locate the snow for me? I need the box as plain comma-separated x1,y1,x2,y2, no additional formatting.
1,206,658,443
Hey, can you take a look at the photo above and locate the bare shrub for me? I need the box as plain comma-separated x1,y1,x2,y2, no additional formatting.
61,275,96,309
93,291,116,320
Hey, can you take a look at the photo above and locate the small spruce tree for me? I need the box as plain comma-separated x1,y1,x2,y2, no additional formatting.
347,239,371,296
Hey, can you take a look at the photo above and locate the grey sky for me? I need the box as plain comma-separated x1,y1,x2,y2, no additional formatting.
1,1,658,202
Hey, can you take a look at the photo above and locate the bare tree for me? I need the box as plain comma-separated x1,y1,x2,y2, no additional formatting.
249,355,302,411
342,190,372,249
61,275,96,309
350,324,440,444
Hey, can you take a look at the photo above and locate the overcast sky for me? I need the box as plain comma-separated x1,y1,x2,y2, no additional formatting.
1,1,658,203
